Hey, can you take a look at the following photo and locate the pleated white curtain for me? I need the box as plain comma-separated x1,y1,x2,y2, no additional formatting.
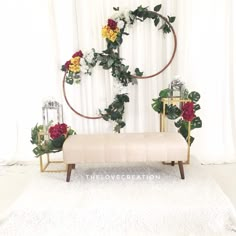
0,0,235,163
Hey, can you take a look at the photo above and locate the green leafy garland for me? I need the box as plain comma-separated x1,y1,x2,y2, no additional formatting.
152,88,202,145
99,5,175,131
99,93,129,133
62,4,176,132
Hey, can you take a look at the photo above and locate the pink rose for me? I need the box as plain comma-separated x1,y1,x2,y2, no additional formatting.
72,50,83,58
182,102,195,121
108,19,117,30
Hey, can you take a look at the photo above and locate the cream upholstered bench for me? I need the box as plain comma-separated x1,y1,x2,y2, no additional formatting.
63,132,187,182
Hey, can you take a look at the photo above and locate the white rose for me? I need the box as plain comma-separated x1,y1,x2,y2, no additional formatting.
86,52,94,63
81,65,89,74
117,20,125,29
80,58,87,67
124,11,133,24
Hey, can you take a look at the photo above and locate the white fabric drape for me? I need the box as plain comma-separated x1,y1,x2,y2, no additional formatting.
0,0,235,163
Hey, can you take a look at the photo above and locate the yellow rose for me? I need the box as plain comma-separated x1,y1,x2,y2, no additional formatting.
114,27,120,33
69,64,80,73
102,26,109,38
70,56,80,65
101,25,119,42
110,33,117,42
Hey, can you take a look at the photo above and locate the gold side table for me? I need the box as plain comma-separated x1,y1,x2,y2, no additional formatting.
160,98,191,164
38,131,67,173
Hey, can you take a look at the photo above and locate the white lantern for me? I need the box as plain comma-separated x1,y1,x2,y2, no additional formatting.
42,99,64,134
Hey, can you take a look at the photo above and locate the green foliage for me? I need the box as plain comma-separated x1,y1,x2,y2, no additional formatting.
100,94,129,133
188,91,200,102
154,4,162,12
135,68,143,76
154,17,160,26
152,87,202,145
30,123,76,157
166,105,181,120
191,117,202,130
159,88,171,98
30,124,44,145
131,5,174,34
168,16,176,23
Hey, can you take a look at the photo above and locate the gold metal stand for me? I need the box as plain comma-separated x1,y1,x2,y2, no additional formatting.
39,154,67,173
38,131,67,173
161,98,191,164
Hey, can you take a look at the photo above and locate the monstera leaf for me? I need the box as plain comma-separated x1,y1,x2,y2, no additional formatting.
159,88,171,98
188,91,200,103
166,105,181,120
51,136,66,149
178,125,195,145
151,97,162,113
174,118,183,128
191,117,202,130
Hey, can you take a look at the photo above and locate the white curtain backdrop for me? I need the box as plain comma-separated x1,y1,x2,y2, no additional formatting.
0,0,235,163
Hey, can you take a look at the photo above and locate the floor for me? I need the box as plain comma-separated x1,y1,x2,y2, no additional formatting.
201,162,236,210
0,159,236,220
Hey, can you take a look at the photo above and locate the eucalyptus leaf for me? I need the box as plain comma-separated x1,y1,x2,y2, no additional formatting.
110,111,121,120
107,58,114,68
154,17,160,26
168,16,176,23
114,124,121,133
135,68,143,76
118,121,126,128
154,4,162,12
163,24,171,33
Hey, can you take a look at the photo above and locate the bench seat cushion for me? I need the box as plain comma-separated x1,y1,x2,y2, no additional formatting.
63,132,187,164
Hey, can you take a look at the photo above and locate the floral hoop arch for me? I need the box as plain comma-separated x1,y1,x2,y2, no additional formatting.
130,12,177,79
61,4,177,128
62,72,102,119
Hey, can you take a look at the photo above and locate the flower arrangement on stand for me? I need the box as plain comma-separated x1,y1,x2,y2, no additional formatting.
152,88,202,145
31,122,76,157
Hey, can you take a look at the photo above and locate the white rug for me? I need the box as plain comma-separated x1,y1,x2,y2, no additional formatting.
0,159,236,236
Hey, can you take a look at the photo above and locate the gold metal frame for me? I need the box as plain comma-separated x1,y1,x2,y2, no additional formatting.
160,98,191,164
38,131,67,172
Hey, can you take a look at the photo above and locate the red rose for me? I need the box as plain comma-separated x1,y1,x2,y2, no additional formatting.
49,126,59,139
59,123,67,135
48,123,67,139
182,102,195,121
65,60,71,70
108,19,117,30
72,50,83,58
